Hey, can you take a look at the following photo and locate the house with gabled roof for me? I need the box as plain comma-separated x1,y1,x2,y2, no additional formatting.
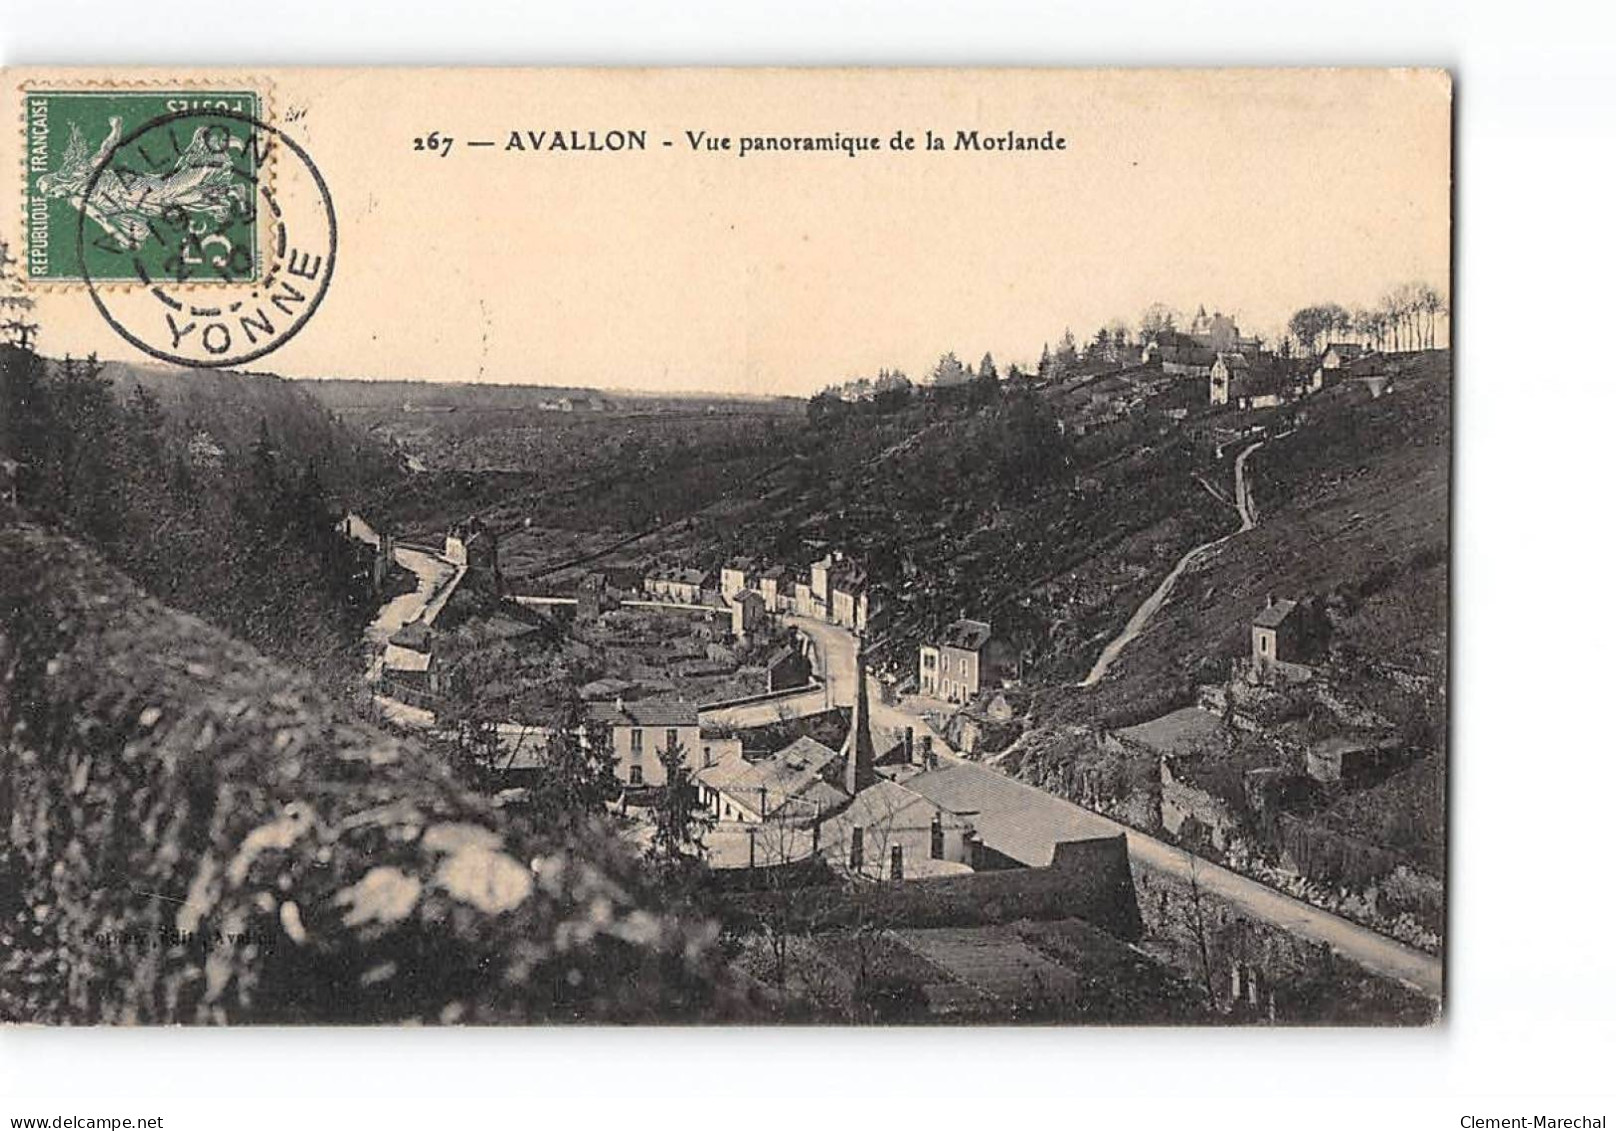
1321,342,1368,369
696,735,848,824
918,618,1012,704
584,697,702,786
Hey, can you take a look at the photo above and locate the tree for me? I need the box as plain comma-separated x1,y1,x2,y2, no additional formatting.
1049,328,1081,383
931,351,968,388
970,351,1001,407
1287,305,1344,357
806,389,851,429
1139,302,1179,338
647,735,712,884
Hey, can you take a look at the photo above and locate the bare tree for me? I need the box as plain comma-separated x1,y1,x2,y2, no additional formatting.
1182,852,1218,1008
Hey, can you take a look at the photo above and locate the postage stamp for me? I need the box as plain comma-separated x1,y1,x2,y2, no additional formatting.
22,88,262,284
77,106,337,368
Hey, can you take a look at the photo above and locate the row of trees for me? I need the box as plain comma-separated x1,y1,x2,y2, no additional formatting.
1287,282,1448,357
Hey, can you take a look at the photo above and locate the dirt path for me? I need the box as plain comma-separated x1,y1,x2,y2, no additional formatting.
1076,438,1267,688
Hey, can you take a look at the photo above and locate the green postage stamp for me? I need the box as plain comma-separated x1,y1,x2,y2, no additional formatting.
22,88,263,283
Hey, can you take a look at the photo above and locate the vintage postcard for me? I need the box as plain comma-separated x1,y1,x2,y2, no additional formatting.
0,67,1450,1025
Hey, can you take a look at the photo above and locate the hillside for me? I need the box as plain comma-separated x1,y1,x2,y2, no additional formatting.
1,347,405,680
1027,351,1449,730
97,361,402,505
1010,352,1450,898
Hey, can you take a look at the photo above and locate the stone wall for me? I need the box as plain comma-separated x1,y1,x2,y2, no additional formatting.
1131,859,1435,1024
718,834,1142,939
0,525,725,1024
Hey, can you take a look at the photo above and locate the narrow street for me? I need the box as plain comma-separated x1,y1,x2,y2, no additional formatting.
361,534,465,726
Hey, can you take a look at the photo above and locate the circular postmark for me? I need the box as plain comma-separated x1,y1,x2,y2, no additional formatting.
75,107,336,368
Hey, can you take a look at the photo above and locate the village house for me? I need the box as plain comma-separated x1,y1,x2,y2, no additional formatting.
1251,596,1314,682
729,588,767,639
1209,352,1248,406
795,578,820,623
1142,330,1218,378
758,564,787,612
1159,756,1246,852
1320,342,1368,370
917,618,1008,704
696,735,848,824
583,698,702,787
1339,354,1397,399
720,557,757,604
809,554,834,611
1306,734,1405,790
643,567,708,605
817,778,977,880
767,635,814,692
829,565,870,633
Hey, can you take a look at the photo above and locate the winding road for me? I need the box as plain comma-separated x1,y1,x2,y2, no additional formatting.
791,614,1440,999
1077,437,1268,688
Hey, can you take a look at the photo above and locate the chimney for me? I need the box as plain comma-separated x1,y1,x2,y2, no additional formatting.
903,727,914,764
614,695,624,714
890,845,904,882
843,637,878,795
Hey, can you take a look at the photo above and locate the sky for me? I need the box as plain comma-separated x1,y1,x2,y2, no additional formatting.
18,67,1451,396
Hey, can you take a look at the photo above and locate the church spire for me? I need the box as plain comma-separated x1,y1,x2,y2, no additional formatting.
844,636,878,795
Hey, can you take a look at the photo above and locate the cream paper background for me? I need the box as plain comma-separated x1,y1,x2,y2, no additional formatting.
7,67,1450,393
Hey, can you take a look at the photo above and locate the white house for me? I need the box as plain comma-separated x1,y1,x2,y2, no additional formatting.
584,698,702,786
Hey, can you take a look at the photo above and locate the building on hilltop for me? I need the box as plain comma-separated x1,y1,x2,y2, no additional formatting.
1142,330,1218,378
1320,342,1368,369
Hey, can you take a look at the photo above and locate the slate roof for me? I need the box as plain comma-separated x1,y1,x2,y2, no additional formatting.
697,736,846,817
939,618,992,652
585,698,699,728
1252,598,1299,629
902,763,1117,868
